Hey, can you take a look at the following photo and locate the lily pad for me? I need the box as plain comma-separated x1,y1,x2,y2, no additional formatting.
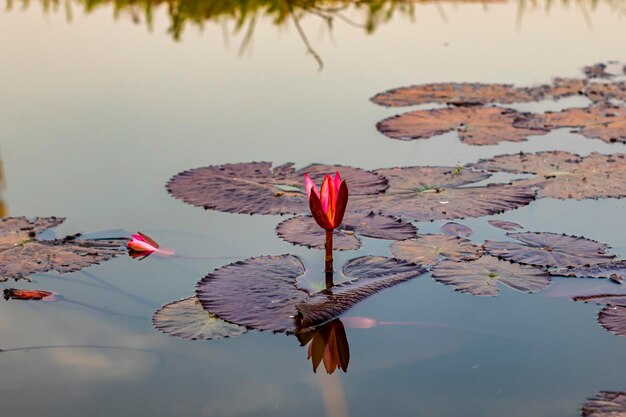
487,220,524,231
196,254,425,333
377,106,549,145
390,235,483,267
552,260,626,282
0,217,124,281
440,222,473,237
167,162,388,215
584,82,626,104
3,288,57,301
471,151,626,200
295,256,427,330
152,296,248,340
539,106,626,144
581,391,626,417
276,211,417,251
431,255,551,296
574,295,626,338
352,166,536,221
584,63,612,79
484,232,615,268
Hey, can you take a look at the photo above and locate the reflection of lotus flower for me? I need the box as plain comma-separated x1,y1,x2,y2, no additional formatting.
298,319,350,374
304,172,349,231
128,232,159,253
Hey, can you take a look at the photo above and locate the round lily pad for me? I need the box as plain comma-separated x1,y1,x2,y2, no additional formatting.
352,166,536,222
167,162,388,215
539,106,626,144
390,235,483,267
487,220,524,231
152,296,248,340
484,232,615,269
276,211,417,251
581,391,626,417
471,151,626,200
432,255,551,296
377,106,549,145
0,217,124,281
440,222,473,237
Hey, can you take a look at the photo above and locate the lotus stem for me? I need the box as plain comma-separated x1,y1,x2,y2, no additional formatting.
325,230,334,287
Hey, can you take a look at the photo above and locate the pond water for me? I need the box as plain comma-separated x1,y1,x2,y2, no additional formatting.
1,1,626,416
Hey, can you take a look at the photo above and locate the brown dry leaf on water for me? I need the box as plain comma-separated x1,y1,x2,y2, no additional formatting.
166,162,387,215
377,106,550,145
152,296,248,340
390,234,483,267
471,151,626,200
581,391,626,417
484,232,614,269
352,166,536,221
0,217,124,281
431,255,550,296
276,211,416,251
195,254,425,333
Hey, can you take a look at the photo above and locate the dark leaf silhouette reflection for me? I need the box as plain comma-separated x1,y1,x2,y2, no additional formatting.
297,319,350,374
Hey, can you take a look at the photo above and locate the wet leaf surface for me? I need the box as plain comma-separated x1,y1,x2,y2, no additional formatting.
167,162,388,215
484,232,615,268
0,217,125,281
152,296,248,340
377,106,549,145
552,260,626,281
390,235,483,267
539,106,626,144
196,254,308,333
431,255,551,296
440,222,473,237
471,151,626,200
487,220,524,231
581,391,626,417
353,166,536,221
3,288,57,301
276,211,417,250
295,256,427,330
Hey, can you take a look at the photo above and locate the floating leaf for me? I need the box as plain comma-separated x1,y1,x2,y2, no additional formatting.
487,220,524,231
471,151,626,200
584,63,612,79
352,166,536,221
552,260,626,281
152,296,247,340
295,256,426,330
196,254,308,333
539,106,626,144
167,162,388,215
276,211,417,251
440,222,473,237
573,294,626,306
574,295,626,338
377,106,549,145
0,217,124,281
584,82,626,104
581,391,626,417
484,232,614,269
3,288,57,301
390,235,483,267
431,255,550,296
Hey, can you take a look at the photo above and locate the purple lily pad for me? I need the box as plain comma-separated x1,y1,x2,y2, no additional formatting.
574,295,626,338
484,232,615,269
552,260,626,282
432,255,551,296
440,222,473,237
487,220,524,231
167,162,388,215
581,391,626,417
0,217,124,281
276,211,417,251
352,166,536,222
390,235,483,267
152,296,248,340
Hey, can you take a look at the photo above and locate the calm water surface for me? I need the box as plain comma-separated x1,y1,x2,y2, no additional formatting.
1,1,626,416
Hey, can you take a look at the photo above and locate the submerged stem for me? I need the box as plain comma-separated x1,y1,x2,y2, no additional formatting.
325,230,334,288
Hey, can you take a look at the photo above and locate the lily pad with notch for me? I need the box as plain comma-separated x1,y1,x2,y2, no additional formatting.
377,106,550,145
432,255,551,296
352,166,536,222
471,151,626,200
152,296,248,340
276,211,417,251
390,234,483,267
167,162,388,215
196,254,426,333
0,217,125,282
484,232,615,269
